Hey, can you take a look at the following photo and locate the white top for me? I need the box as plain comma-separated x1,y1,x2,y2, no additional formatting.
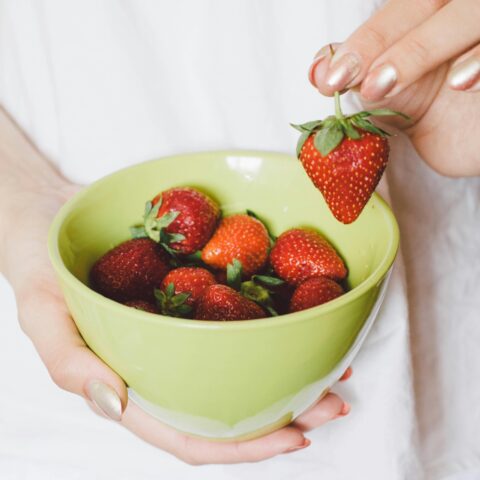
1,1,479,479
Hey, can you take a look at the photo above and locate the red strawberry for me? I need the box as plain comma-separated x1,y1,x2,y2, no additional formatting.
201,214,270,277
270,228,347,286
289,277,344,313
158,267,216,310
293,93,408,224
124,300,158,313
90,238,170,302
140,187,220,255
195,284,266,321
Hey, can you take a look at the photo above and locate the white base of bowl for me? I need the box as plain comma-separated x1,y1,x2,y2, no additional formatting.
128,268,393,440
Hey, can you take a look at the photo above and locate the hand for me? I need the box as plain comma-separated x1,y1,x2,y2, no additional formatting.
0,135,352,464
309,0,480,177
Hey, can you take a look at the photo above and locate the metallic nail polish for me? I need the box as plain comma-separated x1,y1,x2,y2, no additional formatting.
362,64,398,100
309,55,326,86
448,57,480,91
86,380,123,421
309,43,342,86
325,52,361,90
284,438,311,454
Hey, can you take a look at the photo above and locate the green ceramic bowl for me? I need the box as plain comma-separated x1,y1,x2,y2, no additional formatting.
48,150,399,441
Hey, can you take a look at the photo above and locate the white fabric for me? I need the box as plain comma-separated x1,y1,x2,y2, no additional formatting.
0,1,479,479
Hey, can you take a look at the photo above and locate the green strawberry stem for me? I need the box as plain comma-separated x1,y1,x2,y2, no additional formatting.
334,91,344,120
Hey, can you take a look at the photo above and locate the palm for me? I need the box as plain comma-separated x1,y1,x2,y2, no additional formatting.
362,62,480,176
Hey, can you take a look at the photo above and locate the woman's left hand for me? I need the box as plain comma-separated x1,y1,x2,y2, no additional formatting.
309,0,480,177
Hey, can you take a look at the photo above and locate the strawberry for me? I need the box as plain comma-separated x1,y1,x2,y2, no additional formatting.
155,267,216,317
133,187,220,255
292,92,408,224
289,277,344,313
195,284,266,321
160,267,216,305
90,238,171,302
201,213,270,277
124,300,158,313
270,228,347,286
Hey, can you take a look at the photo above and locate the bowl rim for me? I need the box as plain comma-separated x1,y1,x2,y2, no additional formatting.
48,150,400,331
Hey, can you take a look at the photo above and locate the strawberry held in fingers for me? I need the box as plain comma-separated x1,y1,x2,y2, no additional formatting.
270,228,347,286
289,277,344,313
90,238,171,302
292,92,408,224
134,187,220,255
195,284,266,321
201,213,270,277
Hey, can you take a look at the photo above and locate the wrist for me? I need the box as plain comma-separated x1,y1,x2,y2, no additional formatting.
0,176,77,276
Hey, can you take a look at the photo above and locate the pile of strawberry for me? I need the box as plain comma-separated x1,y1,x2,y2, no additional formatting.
89,187,348,320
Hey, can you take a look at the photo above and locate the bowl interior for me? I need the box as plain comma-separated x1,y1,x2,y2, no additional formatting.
55,151,397,300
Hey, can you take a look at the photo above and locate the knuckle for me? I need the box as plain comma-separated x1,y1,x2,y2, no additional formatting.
423,0,449,9
402,36,431,68
419,0,450,12
360,25,390,52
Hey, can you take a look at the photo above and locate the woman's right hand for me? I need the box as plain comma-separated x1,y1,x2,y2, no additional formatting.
0,107,351,465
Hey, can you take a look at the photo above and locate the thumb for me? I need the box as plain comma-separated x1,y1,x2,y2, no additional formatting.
18,285,128,421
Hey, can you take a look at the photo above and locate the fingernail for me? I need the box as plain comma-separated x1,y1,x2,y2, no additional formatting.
284,438,311,454
333,402,351,419
448,57,480,91
309,55,327,86
340,402,351,416
340,367,353,381
361,64,398,100
325,52,361,90
86,380,123,421
308,44,340,86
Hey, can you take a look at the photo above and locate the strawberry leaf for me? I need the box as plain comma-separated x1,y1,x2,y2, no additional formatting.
156,210,180,229
171,292,191,307
314,123,344,156
265,305,279,317
165,232,186,243
340,119,361,140
360,108,410,120
350,117,391,137
296,131,310,158
176,304,193,315
290,120,323,133
154,285,192,318
165,283,175,297
144,200,154,217
240,280,278,316
227,259,243,291
130,225,148,239
252,275,285,288
290,123,307,133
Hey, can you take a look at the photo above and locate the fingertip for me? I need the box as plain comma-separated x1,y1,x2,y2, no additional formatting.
309,57,336,96
283,437,311,454
339,366,353,382
292,392,345,432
